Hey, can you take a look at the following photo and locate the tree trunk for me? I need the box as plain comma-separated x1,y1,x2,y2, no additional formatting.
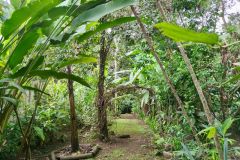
131,6,200,143
221,0,227,29
67,65,80,152
97,31,111,142
220,45,229,120
113,37,119,113
178,45,223,160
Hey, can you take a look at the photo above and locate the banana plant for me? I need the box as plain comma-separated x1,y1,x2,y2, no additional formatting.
0,0,138,135
0,1,139,158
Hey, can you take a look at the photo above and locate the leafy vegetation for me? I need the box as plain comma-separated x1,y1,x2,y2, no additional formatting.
0,0,240,160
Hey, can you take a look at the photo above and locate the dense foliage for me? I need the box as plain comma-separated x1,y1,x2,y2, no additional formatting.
0,0,239,160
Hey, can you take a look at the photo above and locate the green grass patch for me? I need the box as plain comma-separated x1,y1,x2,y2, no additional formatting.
111,148,125,158
110,118,146,135
96,149,156,160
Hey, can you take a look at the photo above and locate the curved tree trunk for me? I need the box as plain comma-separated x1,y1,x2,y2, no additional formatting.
67,65,80,152
105,85,157,116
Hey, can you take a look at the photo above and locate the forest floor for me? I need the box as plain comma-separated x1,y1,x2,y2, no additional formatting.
32,114,163,160
91,114,162,160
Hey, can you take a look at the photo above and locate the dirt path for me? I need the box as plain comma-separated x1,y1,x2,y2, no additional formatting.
92,114,162,160
32,114,162,160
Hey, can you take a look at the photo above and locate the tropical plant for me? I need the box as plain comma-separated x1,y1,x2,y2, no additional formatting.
0,0,139,158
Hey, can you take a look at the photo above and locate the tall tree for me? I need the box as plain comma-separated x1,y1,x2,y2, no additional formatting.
97,30,112,141
67,65,80,152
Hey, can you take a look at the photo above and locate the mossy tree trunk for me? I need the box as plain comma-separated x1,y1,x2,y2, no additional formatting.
97,30,112,142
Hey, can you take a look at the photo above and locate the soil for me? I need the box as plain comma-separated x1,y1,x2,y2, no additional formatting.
55,144,94,157
93,114,162,160
31,114,163,160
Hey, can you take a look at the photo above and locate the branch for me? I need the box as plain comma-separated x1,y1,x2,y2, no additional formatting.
105,85,155,103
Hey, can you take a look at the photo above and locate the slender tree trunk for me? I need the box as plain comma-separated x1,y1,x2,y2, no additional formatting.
221,0,227,29
131,6,200,143
67,65,80,152
97,31,111,142
219,1,228,121
220,45,229,120
155,1,223,159
114,37,119,113
178,44,223,160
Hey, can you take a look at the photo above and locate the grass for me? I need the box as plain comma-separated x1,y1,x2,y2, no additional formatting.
110,118,147,135
110,149,125,158
92,148,159,160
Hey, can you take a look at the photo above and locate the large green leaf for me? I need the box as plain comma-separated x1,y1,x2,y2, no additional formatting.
207,127,216,139
57,56,97,68
28,70,91,88
23,86,50,96
198,126,216,137
154,22,219,45
50,0,138,44
8,29,40,69
34,126,45,141
32,19,55,36
48,0,106,20
10,56,44,78
0,97,18,106
222,118,234,135
8,82,26,94
1,0,61,39
77,17,136,42
71,0,138,29
10,0,21,9
45,0,106,41
0,106,14,133
0,79,25,94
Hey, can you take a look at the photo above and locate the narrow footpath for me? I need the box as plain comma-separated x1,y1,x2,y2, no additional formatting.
32,114,163,160
93,114,163,160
